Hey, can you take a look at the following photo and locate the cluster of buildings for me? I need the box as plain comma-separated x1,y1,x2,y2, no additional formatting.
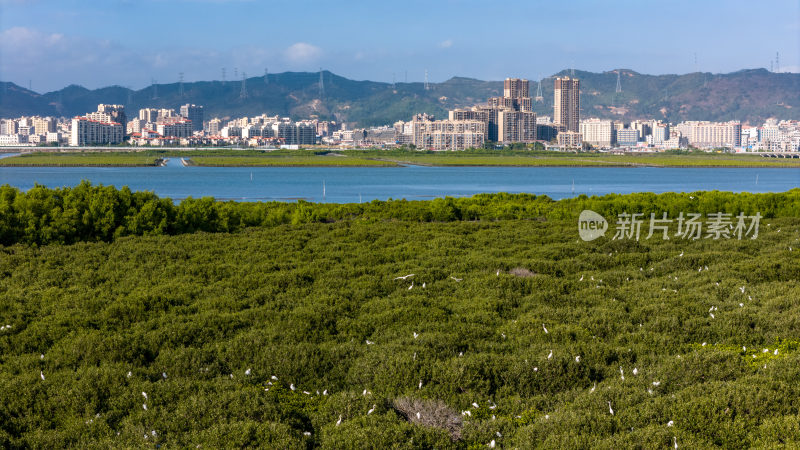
0,77,798,152
393,78,540,150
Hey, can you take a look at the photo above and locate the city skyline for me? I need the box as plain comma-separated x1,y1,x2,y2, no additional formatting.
1,0,798,92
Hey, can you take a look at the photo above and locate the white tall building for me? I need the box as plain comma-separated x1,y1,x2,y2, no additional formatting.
675,121,741,148
579,118,615,148
70,117,123,146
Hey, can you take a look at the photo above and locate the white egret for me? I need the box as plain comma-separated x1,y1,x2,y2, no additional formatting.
162,372,167,379
652,381,661,386
142,404,147,411
667,420,674,427
418,380,423,389
127,371,132,378
271,375,278,381
547,350,553,359
542,324,548,334
674,436,678,449
413,332,418,339
303,391,311,395
472,402,479,408
579,275,584,281
336,415,342,426
408,282,413,290
608,401,614,415
575,355,581,363
590,383,596,393
323,389,328,395
142,392,147,400
394,274,415,280
632,368,638,376
40,371,45,381
367,404,376,415
489,439,496,448
290,384,296,391
497,270,500,276
40,354,44,360
422,282,426,288
245,368,251,376
303,431,311,436
619,367,625,380
450,277,462,282
679,252,684,257
362,389,368,396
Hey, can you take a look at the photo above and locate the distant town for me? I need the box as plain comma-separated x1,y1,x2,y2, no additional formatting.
1,76,798,153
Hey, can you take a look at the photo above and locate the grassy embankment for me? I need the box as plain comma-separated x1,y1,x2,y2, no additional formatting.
0,185,799,447
3,149,800,167
0,152,161,167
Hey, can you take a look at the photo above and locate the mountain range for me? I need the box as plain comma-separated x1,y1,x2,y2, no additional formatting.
1,69,797,127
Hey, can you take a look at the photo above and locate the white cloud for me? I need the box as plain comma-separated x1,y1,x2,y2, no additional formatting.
439,39,453,49
284,42,321,64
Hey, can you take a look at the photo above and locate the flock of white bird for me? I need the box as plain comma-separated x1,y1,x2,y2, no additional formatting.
27,247,773,447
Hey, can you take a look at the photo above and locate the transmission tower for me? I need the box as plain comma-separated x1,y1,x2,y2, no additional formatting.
179,72,184,97
234,67,238,79
151,78,158,99
318,68,325,98
264,68,269,84
239,72,248,99
424,69,430,91
221,68,226,85
776,51,780,73
534,77,543,102
615,71,622,93
391,73,396,89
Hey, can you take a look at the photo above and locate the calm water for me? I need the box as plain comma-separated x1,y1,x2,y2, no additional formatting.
0,157,797,203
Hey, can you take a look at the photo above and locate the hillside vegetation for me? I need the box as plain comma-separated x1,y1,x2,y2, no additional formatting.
2,68,798,125
0,186,798,447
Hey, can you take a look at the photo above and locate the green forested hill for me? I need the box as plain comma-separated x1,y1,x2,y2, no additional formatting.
2,68,798,126
0,186,799,447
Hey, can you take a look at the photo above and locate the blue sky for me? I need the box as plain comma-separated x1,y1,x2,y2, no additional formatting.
1,0,798,92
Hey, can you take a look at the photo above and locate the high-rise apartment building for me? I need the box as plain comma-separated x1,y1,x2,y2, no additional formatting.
207,118,222,135
580,118,615,148
180,104,204,132
70,117,123,146
481,78,535,142
674,121,741,148
139,108,159,122
97,104,127,131
554,77,580,132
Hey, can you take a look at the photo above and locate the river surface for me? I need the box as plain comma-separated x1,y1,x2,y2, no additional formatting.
0,157,797,202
